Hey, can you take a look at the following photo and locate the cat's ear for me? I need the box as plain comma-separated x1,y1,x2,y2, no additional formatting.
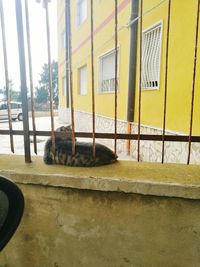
55,126,61,132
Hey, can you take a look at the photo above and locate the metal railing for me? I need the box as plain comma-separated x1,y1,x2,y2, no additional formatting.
0,0,199,165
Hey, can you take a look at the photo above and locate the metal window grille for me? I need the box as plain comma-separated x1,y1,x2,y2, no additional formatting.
141,22,162,89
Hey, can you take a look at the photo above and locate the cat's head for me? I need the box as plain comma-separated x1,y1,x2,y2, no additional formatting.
55,125,77,141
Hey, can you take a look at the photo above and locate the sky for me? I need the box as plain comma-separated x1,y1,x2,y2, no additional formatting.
0,0,58,91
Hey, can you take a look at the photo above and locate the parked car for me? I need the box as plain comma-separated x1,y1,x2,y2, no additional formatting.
0,101,23,121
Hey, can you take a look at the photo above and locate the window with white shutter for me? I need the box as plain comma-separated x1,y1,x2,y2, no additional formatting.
99,49,119,93
141,22,162,89
79,65,87,95
77,0,87,27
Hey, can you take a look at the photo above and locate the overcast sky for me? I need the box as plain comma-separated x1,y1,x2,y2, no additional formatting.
0,0,57,91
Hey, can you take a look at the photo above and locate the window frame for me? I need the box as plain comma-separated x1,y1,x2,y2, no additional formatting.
76,0,87,28
78,64,88,96
141,20,163,91
98,47,120,94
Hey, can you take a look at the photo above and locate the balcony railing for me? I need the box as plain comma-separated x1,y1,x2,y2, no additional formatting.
0,0,199,165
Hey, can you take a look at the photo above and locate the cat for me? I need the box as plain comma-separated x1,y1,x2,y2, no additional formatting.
43,126,118,167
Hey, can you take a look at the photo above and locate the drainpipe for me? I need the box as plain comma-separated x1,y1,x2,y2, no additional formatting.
126,0,139,155
65,0,69,108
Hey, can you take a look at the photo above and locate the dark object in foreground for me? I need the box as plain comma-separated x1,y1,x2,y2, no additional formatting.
44,136,118,167
0,176,24,251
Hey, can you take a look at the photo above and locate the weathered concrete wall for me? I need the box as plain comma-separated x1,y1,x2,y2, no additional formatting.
0,183,200,267
1,155,200,267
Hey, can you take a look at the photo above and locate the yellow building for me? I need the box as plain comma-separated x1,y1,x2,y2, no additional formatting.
57,0,200,161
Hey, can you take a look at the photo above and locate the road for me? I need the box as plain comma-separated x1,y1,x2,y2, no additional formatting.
0,116,63,156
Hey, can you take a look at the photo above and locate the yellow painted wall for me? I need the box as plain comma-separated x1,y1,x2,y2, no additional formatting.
134,0,200,135
58,0,131,120
58,0,200,135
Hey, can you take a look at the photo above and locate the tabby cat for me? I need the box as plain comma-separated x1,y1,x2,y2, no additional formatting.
43,126,118,167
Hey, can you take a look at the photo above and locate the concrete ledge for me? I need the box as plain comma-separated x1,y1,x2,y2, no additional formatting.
0,154,200,199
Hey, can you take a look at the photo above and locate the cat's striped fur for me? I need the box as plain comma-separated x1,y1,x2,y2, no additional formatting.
43,126,118,167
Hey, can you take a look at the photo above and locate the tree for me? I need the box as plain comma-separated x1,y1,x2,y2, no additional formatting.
35,86,49,104
35,60,58,107
0,80,21,102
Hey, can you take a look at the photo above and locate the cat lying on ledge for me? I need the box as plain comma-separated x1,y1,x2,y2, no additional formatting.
43,126,118,167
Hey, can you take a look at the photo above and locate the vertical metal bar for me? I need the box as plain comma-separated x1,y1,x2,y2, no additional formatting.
161,0,171,163
0,0,14,153
24,0,37,155
67,0,75,154
65,0,70,110
90,0,96,157
15,0,31,163
187,0,200,165
114,0,118,156
44,0,55,153
137,0,143,162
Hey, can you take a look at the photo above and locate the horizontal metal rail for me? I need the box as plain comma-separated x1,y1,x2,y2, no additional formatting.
0,130,200,142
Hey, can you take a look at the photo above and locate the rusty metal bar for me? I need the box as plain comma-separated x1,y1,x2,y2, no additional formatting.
0,0,14,153
161,0,171,163
44,0,55,154
90,0,96,157
0,129,200,143
114,0,118,156
15,0,31,163
24,0,37,155
137,0,143,161
187,0,200,165
67,0,75,155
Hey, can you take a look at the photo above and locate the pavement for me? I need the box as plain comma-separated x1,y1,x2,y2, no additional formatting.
0,116,63,156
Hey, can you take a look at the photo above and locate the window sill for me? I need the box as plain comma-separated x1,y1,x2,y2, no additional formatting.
98,90,119,94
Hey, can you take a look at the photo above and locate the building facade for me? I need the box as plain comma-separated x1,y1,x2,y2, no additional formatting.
57,0,200,163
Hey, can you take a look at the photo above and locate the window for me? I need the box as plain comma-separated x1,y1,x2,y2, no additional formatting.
141,22,162,89
79,65,87,95
98,49,119,93
61,30,66,49
11,103,18,109
77,0,87,27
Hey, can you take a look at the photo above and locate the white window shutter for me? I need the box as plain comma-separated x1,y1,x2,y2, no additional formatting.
99,49,119,92
79,65,87,95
